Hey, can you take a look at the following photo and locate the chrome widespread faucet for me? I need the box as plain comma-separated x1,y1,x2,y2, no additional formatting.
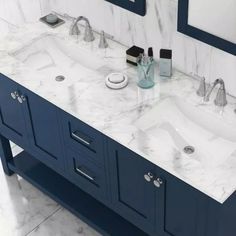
204,78,227,107
70,16,95,42
52,12,113,47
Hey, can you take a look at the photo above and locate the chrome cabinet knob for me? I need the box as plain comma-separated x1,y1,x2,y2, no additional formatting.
144,172,154,182
11,91,19,100
17,95,26,104
153,178,163,188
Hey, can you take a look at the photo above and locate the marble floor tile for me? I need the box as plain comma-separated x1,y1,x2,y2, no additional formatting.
27,208,101,236
11,142,24,156
10,141,16,148
0,144,60,236
0,143,100,236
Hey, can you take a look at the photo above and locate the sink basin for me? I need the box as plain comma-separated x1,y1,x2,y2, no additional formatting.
134,97,236,166
10,34,104,83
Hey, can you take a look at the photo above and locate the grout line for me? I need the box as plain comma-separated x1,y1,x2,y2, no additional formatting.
25,206,62,236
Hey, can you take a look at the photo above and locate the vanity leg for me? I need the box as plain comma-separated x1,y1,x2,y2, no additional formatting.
0,134,14,176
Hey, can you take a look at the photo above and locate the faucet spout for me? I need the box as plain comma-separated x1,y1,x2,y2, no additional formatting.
76,16,95,42
69,16,95,42
77,16,91,27
204,78,227,107
69,16,83,36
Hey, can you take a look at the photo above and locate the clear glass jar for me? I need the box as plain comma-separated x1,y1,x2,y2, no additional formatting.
137,59,155,89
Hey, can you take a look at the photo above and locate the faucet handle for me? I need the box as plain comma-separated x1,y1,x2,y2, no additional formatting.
196,76,206,97
215,79,227,107
84,22,95,42
99,31,109,49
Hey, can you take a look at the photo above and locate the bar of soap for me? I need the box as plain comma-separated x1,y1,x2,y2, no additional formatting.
46,14,58,24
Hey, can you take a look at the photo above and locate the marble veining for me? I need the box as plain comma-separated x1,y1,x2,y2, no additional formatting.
1,20,236,204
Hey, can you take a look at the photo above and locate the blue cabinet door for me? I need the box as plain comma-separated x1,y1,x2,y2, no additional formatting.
159,169,208,236
0,74,28,147
206,193,236,236
108,141,157,235
21,87,65,171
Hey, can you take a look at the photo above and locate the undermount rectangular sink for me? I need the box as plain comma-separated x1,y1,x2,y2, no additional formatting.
134,96,236,167
10,34,104,83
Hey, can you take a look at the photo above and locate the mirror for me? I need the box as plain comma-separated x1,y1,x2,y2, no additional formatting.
105,0,146,16
178,0,236,55
188,0,236,43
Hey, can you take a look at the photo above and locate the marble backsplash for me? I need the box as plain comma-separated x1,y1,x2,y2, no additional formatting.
1,0,236,97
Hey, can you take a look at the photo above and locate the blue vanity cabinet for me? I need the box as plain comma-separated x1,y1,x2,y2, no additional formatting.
0,74,28,148
20,87,65,171
0,74,225,236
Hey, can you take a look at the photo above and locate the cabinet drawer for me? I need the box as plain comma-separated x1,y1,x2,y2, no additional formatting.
60,112,104,165
66,149,108,201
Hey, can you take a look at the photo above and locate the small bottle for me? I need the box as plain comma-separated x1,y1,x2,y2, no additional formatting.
148,47,153,59
159,49,172,77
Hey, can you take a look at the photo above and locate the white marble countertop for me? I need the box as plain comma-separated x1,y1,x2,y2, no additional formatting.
1,20,236,204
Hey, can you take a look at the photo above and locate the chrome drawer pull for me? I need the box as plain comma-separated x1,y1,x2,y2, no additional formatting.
76,167,94,181
71,132,91,146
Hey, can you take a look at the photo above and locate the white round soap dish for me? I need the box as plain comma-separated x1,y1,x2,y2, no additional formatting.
105,73,128,90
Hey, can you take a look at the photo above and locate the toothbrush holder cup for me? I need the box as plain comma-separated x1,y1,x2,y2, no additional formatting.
137,60,156,89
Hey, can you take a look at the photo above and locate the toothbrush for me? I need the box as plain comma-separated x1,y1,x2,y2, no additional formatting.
138,53,148,80
145,47,154,77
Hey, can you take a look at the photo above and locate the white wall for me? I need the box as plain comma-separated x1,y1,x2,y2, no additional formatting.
1,0,236,97
0,0,50,37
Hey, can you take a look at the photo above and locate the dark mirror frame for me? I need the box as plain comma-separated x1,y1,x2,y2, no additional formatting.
178,0,236,55
105,0,146,16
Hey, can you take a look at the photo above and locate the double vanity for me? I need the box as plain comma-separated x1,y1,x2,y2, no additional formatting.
1,18,236,236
